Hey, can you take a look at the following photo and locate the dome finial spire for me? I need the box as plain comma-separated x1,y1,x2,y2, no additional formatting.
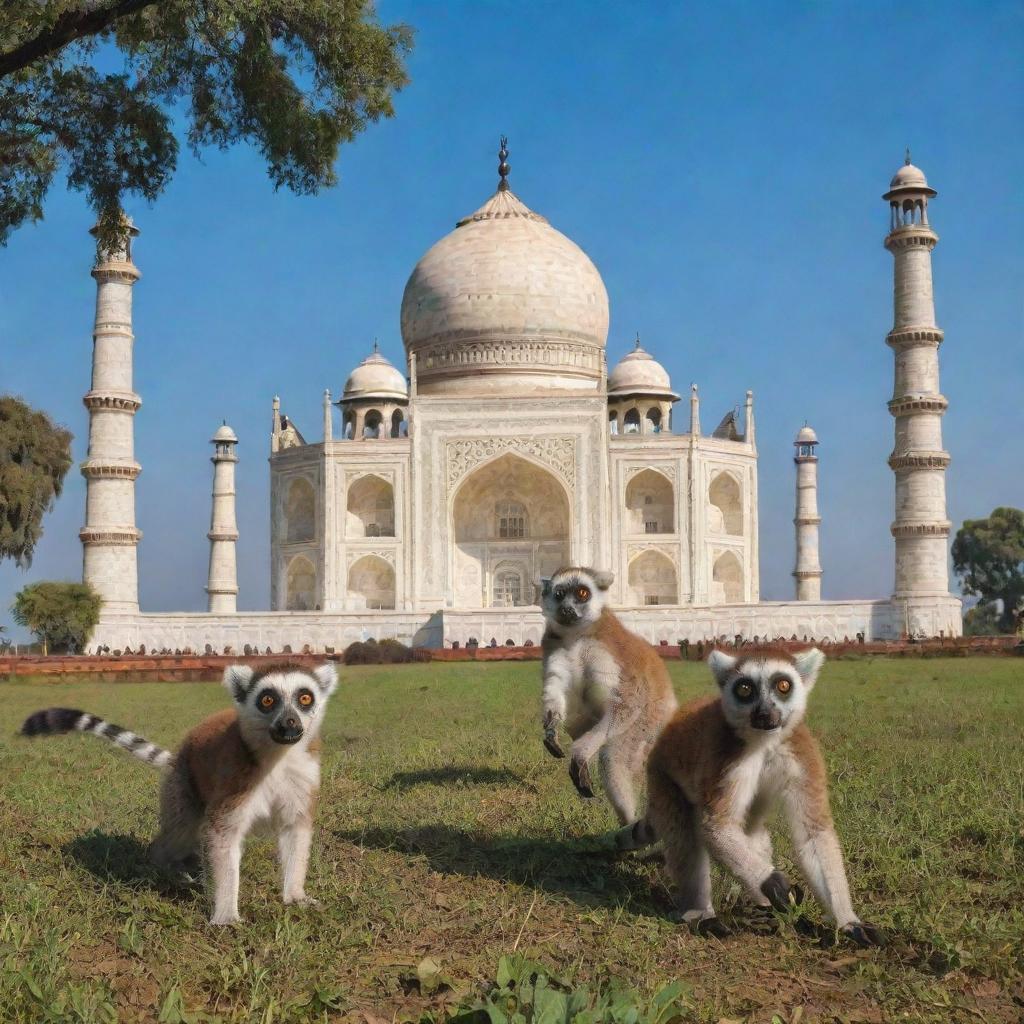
373,337,379,354
497,136,510,192
634,331,641,351
905,146,912,166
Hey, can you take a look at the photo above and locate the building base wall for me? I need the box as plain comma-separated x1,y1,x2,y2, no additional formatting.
89,595,962,653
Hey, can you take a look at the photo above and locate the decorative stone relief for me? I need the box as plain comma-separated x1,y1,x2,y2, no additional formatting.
624,463,676,483
446,436,577,490
346,548,396,568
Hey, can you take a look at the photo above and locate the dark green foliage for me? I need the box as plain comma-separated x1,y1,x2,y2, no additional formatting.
343,636,414,665
962,601,1006,637
952,507,1024,633
0,395,73,568
0,0,413,250
11,581,102,653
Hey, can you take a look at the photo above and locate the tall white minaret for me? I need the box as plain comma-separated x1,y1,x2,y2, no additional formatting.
793,425,822,600
81,215,142,613
206,423,239,613
883,153,952,625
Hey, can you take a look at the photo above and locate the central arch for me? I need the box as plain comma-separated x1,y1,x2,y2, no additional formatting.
628,549,678,606
451,452,570,608
347,554,395,609
625,469,674,534
346,474,395,537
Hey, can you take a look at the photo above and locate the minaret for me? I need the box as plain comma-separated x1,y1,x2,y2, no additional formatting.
793,425,822,600
206,422,239,613
80,215,142,613
883,153,952,621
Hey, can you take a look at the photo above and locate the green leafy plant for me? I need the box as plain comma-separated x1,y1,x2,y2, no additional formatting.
11,581,102,654
442,955,692,1024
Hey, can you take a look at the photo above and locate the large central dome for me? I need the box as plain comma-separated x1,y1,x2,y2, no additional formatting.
400,145,609,395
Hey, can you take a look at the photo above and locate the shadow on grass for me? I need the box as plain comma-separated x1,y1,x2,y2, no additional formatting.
65,829,201,902
333,823,660,913
381,766,530,791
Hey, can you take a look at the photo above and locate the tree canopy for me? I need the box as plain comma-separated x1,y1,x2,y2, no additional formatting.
0,395,73,568
952,507,1024,634
11,580,102,653
0,1,413,250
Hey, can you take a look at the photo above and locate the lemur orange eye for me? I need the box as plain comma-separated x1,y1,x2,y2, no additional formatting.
260,693,275,709
775,678,792,695
298,691,314,707
576,586,591,602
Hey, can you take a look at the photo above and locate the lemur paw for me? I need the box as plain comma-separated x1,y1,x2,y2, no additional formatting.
569,754,595,798
760,870,804,913
841,921,886,948
284,893,319,908
670,910,732,938
208,911,241,926
542,713,565,758
543,729,565,759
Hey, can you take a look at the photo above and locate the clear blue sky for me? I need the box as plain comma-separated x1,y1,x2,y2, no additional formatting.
2,1,1022,635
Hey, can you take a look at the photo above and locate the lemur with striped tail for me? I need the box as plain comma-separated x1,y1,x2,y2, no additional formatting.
20,662,337,926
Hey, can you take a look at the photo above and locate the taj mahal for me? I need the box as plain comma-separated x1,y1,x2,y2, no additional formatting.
79,142,963,651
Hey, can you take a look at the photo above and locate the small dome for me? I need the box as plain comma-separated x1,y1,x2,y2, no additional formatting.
884,153,936,199
608,342,678,399
795,424,818,444
211,422,237,443
343,349,408,401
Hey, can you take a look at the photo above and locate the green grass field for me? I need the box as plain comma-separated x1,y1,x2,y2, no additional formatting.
1,657,1022,1023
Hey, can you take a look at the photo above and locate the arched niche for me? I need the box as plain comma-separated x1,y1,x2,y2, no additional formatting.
625,469,674,535
712,550,744,604
390,409,406,438
492,560,528,607
623,408,641,434
628,549,678,606
347,554,395,610
346,474,395,538
362,409,383,439
285,555,316,610
708,471,743,536
451,452,569,608
285,478,316,543
646,407,662,434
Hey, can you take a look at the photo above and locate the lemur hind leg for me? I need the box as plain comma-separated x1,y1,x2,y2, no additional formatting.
599,737,638,825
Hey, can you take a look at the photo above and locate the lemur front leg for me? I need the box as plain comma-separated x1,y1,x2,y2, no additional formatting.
279,814,316,906
783,787,885,946
541,664,570,759
206,818,245,926
702,813,803,913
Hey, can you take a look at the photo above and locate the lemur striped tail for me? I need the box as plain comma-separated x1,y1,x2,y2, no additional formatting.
20,708,174,768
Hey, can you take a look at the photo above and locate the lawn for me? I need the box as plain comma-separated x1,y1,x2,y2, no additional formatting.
1,657,1022,1023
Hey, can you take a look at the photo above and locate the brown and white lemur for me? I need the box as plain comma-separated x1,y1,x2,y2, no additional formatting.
638,647,883,945
20,662,337,926
540,566,678,826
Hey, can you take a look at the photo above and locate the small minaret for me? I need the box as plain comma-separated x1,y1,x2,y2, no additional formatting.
206,422,239,613
793,425,822,600
883,153,952,615
323,388,333,441
80,214,142,613
689,383,700,436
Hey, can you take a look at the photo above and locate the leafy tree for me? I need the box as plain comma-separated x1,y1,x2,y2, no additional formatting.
0,1,413,250
0,395,73,568
952,507,1024,634
11,581,103,653
962,601,1004,637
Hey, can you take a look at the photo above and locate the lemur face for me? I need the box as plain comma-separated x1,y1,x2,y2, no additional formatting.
708,648,824,737
224,663,338,746
540,567,614,631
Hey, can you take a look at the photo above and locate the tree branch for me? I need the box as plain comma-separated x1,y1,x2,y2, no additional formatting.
0,0,161,78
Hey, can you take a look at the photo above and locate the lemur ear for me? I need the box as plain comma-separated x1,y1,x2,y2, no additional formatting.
593,570,614,591
707,649,738,686
224,664,255,703
312,663,338,696
540,577,552,598
793,647,825,689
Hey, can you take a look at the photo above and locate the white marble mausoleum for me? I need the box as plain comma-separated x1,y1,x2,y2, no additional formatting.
80,143,963,651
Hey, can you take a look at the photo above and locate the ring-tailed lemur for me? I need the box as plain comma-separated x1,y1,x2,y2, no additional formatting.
634,647,883,946
21,662,338,926
539,566,678,826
